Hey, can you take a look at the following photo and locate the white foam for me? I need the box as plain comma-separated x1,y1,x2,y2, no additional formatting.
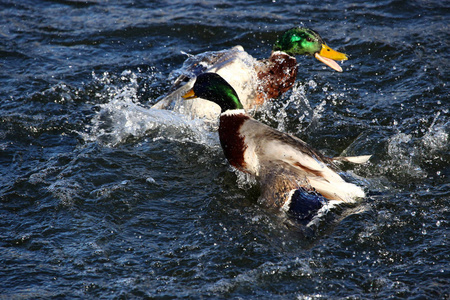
81,71,219,147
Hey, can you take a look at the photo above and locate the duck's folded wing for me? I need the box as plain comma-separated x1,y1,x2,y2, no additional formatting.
244,121,366,202
258,161,310,209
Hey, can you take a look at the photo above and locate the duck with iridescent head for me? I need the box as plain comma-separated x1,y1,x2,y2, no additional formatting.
183,73,370,223
153,27,348,121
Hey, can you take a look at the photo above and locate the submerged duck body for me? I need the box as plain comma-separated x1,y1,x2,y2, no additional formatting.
153,28,347,121
183,73,370,223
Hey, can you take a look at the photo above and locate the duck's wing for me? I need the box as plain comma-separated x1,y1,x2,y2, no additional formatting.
242,119,366,202
152,46,258,114
258,161,329,224
258,160,311,209
151,49,229,110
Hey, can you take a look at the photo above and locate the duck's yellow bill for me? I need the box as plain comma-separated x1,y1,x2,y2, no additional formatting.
315,43,348,72
319,44,348,61
182,88,197,99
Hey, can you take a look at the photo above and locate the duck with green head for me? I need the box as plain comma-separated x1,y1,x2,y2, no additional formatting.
183,73,370,223
153,27,348,121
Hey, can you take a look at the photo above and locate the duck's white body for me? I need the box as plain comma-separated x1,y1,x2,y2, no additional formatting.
152,46,259,120
219,110,368,209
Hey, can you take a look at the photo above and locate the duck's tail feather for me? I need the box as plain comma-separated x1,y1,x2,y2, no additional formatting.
308,177,366,203
332,155,372,164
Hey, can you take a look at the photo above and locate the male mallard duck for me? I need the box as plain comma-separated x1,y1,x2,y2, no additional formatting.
183,73,370,223
153,27,347,121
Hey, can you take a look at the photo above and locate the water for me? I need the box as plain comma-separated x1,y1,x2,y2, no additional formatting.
1,0,448,298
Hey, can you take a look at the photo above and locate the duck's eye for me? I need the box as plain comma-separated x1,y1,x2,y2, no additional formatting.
306,37,313,42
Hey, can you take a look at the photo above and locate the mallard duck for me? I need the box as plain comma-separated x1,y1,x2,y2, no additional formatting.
153,27,348,121
183,73,370,223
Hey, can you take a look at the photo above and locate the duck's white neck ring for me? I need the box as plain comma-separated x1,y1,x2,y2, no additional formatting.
221,109,246,116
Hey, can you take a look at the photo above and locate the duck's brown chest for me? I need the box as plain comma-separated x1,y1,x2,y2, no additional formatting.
218,114,250,172
257,53,298,102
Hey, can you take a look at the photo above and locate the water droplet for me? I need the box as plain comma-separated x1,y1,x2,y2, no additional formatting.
146,177,156,184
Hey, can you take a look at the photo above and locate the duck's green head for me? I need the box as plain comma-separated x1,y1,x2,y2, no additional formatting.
182,73,244,113
273,27,348,72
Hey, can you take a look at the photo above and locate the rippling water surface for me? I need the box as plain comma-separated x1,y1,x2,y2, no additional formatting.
1,0,448,298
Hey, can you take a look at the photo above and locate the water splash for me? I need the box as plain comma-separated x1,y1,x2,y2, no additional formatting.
257,80,322,134
234,169,257,190
383,110,449,180
421,111,449,152
82,70,219,147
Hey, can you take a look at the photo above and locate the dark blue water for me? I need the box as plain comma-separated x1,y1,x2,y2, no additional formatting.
1,1,449,298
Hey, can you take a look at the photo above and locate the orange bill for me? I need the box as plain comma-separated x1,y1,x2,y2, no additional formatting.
182,88,197,99
315,43,348,72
